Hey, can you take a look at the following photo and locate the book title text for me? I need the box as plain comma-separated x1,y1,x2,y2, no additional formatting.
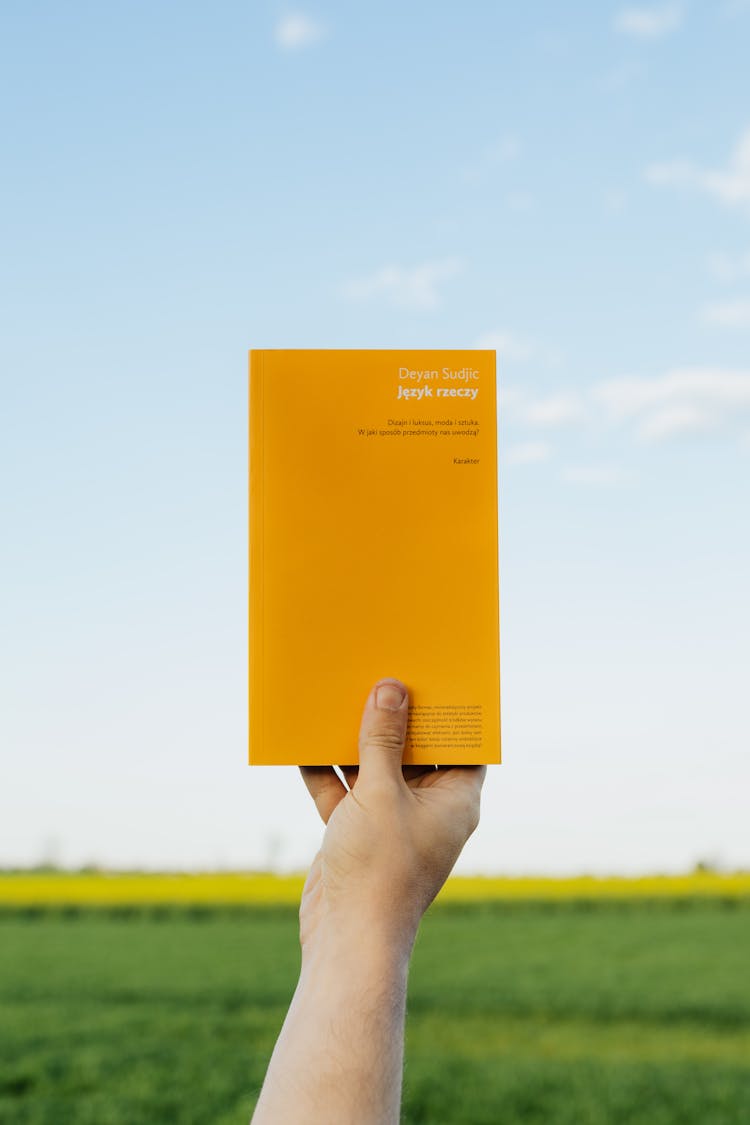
397,366,479,401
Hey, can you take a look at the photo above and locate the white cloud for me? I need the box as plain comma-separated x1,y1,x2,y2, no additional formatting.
604,189,628,213
503,390,584,428
646,128,750,208
637,403,716,440
523,394,583,427
275,12,326,50
563,465,634,486
645,159,694,186
498,372,583,429
703,298,750,326
340,258,462,310
463,135,519,183
498,385,523,410
708,250,750,283
474,330,534,363
602,61,644,92
614,4,683,38
505,191,534,212
504,441,552,465
496,360,750,452
487,135,520,162
595,368,750,441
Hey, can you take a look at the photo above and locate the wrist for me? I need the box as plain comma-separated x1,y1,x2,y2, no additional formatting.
300,911,416,981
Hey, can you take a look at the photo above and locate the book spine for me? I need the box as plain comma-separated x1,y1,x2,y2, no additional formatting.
249,351,264,763
491,351,502,763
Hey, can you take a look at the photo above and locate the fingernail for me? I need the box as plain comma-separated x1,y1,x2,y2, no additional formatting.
375,681,407,711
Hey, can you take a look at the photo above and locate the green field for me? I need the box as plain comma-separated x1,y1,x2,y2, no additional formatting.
2,902,749,1123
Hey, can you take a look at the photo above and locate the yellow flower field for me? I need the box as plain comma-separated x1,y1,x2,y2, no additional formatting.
1,870,748,907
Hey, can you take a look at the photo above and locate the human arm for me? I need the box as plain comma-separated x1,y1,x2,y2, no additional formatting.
251,677,485,1124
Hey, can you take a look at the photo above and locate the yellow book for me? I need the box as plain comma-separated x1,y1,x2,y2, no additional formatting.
249,349,500,766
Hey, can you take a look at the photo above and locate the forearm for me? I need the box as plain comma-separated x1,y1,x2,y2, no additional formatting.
252,921,413,1125
252,677,485,1121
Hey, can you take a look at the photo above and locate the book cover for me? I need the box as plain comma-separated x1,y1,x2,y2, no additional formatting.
249,349,500,766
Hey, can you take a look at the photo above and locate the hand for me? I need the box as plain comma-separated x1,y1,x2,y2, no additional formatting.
253,678,485,1125
300,678,486,960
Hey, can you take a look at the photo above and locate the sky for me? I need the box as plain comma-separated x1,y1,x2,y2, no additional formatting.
2,1,749,875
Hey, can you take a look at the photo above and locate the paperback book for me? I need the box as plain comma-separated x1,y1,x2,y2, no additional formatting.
249,349,500,765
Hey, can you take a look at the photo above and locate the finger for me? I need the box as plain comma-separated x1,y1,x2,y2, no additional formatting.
345,763,428,787
299,766,347,824
357,677,409,785
341,766,359,790
437,763,487,787
433,764,487,793
439,765,486,832
414,764,486,795
403,765,437,783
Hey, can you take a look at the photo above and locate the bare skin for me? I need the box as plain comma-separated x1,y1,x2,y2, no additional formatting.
251,677,486,1124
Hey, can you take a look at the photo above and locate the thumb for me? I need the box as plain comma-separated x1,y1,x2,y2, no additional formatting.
357,678,409,784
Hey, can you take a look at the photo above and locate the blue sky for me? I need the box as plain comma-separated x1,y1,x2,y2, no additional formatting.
2,1,749,873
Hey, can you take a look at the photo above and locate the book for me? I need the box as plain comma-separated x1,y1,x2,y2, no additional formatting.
249,349,500,766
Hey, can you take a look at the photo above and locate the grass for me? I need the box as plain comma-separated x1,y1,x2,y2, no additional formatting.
2,900,749,1123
